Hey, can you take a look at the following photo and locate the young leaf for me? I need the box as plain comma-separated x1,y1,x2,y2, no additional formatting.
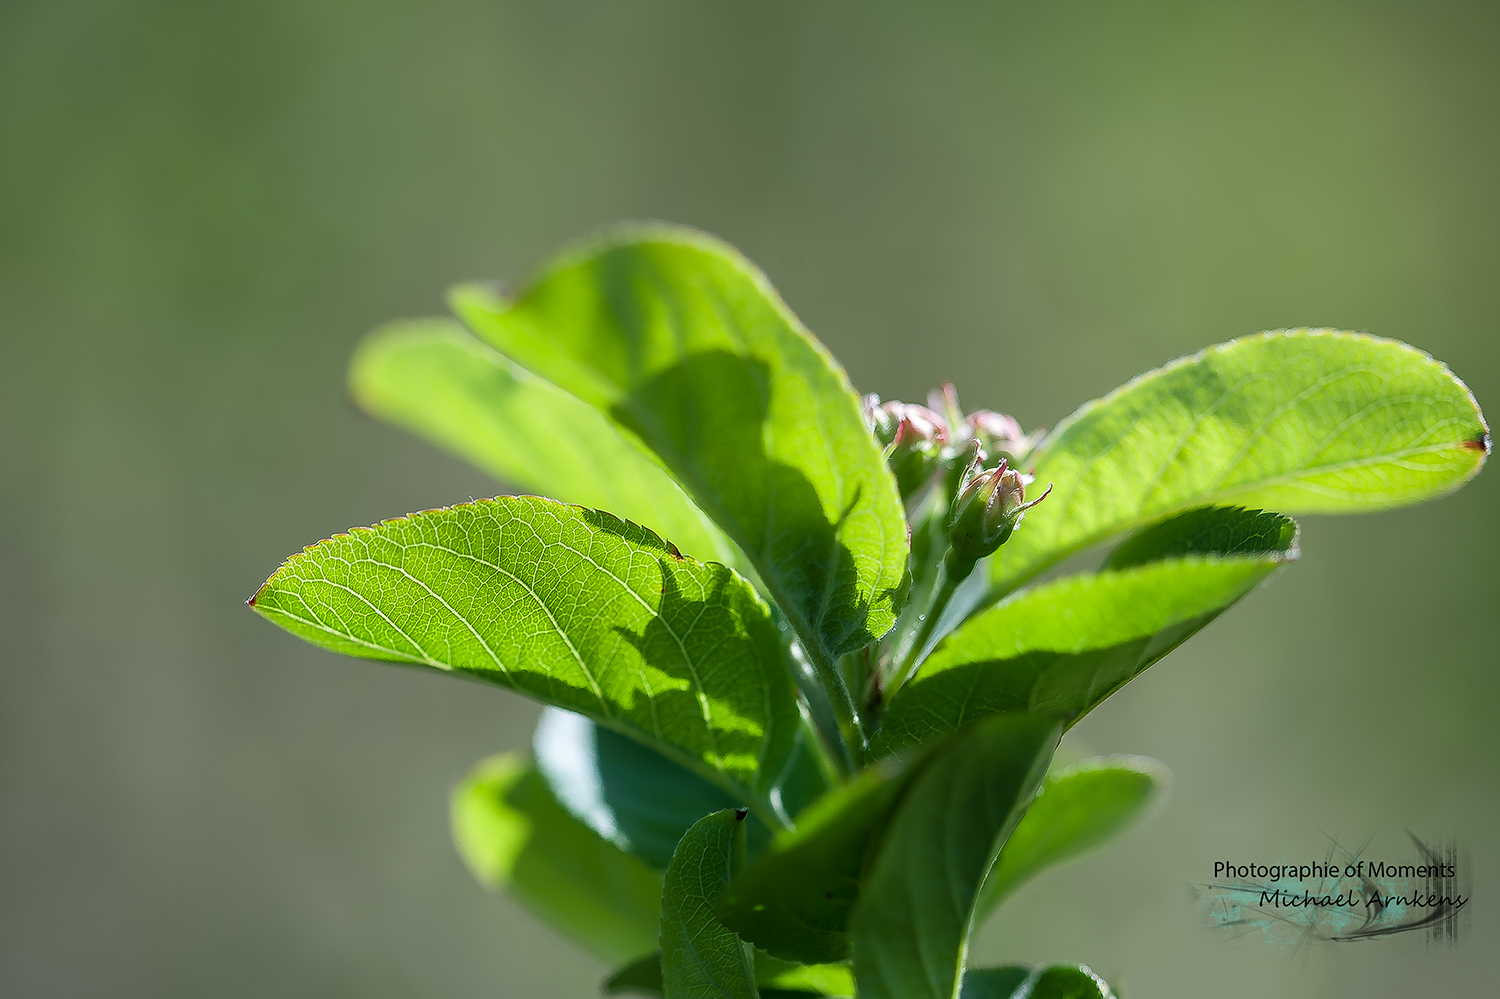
349,318,742,568
873,509,1297,757
990,330,1489,594
850,713,1063,999
716,757,924,964
450,753,662,964
249,496,799,815
449,225,910,666
974,756,1167,921
961,965,1116,999
534,707,775,868
659,809,759,999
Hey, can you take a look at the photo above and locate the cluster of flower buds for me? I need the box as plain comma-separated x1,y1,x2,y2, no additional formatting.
863,394,951,498
864,383,1043,504
944,449,1052,577
928,382,1041,466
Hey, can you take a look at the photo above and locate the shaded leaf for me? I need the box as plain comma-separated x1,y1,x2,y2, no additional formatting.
851,713,1062,999
450,753,660,964
1101,506,1296,570
250,496,798,813
961,965,1116,999
449,225,910,665
873,509,1297,757
660,810,759,999
975,756,1167,921
604,954,667,996
717,757,924,964
957,968,1030,999
349,317,740,567
534,707,777,868
991,330,1488,594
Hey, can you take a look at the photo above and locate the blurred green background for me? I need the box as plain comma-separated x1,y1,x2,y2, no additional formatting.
2,1,1495,996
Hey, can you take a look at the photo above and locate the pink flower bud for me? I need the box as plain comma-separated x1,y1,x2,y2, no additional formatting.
966,409,1039,463
865,398,950,497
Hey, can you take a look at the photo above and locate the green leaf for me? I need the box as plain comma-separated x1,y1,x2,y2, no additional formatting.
249,496,799,816
873,508,1297,757
348,317,742,567
449,225,910,664
603,953,854,997
851,713,1063,999
974,756,1167,921
957,968,1031,999
991,330,1489,594
1100,506,1296,570
960,965,1116,999
450,753,661,964
534,707,781,868
659,809,759,999
755,957,855,996
717,757,924,964
604,954,667,996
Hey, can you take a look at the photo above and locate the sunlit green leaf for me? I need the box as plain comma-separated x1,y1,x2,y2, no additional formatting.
754,956,855,996
990,330,1488,594
659,809,759,999
874,509,1297,757
450,753,661,964
250,496,799,814
449,225,910,665
975,756,1166,921
349,317,741,567
851,713,1062,999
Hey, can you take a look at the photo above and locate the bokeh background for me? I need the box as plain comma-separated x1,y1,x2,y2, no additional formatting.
2,2,1496,996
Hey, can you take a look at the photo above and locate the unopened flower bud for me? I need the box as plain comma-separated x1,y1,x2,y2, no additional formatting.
867,399,949,498
945,457,1053,578
966,410,1038,463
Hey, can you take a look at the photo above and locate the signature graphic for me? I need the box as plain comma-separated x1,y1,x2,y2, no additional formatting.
1194,833,1468,945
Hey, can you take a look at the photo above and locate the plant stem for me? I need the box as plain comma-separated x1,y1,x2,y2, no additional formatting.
796,708,847,793
809,650,865,771
891,551,972,693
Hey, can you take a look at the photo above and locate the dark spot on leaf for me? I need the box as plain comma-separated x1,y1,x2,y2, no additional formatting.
667,541,683,560
734,807,748,821
1463,433,1490,453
